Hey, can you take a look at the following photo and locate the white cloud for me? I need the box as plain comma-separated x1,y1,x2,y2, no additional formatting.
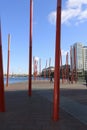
48,11,56,25
66,0,87,9
61,50,69,56
48,0,87,25
34,56,39,62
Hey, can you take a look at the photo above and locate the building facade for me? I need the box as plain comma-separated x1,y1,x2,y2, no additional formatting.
70,43,83,72
83,46,87,71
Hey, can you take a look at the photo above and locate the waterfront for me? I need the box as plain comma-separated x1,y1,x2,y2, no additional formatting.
4,76,49,85
4,76,28,84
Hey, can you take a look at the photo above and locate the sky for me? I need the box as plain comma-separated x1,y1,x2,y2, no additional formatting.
0,0,87,74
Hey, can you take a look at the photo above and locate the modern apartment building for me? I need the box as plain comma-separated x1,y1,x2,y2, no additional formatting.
70,42,83,72
83,46,87,71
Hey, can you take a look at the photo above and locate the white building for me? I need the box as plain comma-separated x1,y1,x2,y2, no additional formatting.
70,43,83,72
83,46,87,71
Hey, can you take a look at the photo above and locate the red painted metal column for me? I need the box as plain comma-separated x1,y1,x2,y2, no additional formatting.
53,0,61,121
6,34,10,87
0,21,5,112
28,0,33,96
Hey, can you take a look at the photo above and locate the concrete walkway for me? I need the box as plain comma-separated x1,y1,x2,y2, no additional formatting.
35,81,87,125
36,88,87,125
0,81,87,130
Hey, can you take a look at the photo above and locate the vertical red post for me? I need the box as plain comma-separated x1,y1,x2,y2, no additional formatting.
0,20,5,112
53,0,61,121
28,0,32,96
6,34,10,87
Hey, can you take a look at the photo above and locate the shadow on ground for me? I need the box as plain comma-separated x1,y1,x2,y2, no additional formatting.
0,87,87,130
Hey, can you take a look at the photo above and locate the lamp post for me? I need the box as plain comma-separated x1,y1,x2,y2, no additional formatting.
53,0,61,121
28,0,33,96
0,20,5,112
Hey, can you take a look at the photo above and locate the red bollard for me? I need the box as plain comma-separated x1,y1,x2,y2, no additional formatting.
53,0,61,121
0,20,5,112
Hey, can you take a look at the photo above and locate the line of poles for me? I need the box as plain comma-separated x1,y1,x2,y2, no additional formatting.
0,0,61,121
28,0,61,121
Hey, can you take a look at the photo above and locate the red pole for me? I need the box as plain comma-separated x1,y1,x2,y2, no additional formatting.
0,20,5,112
28,0,32,96
53,0,61,121
6,34,10,87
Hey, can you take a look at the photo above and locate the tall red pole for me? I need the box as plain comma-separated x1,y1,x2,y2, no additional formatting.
6,34,10,87
0,20,5,112
28,0,32,96
53,0,61,121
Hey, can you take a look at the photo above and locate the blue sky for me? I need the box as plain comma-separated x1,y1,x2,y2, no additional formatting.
0,0,87,74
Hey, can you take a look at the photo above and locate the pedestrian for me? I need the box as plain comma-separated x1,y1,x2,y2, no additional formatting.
69,73,71,84
50,76,53,83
